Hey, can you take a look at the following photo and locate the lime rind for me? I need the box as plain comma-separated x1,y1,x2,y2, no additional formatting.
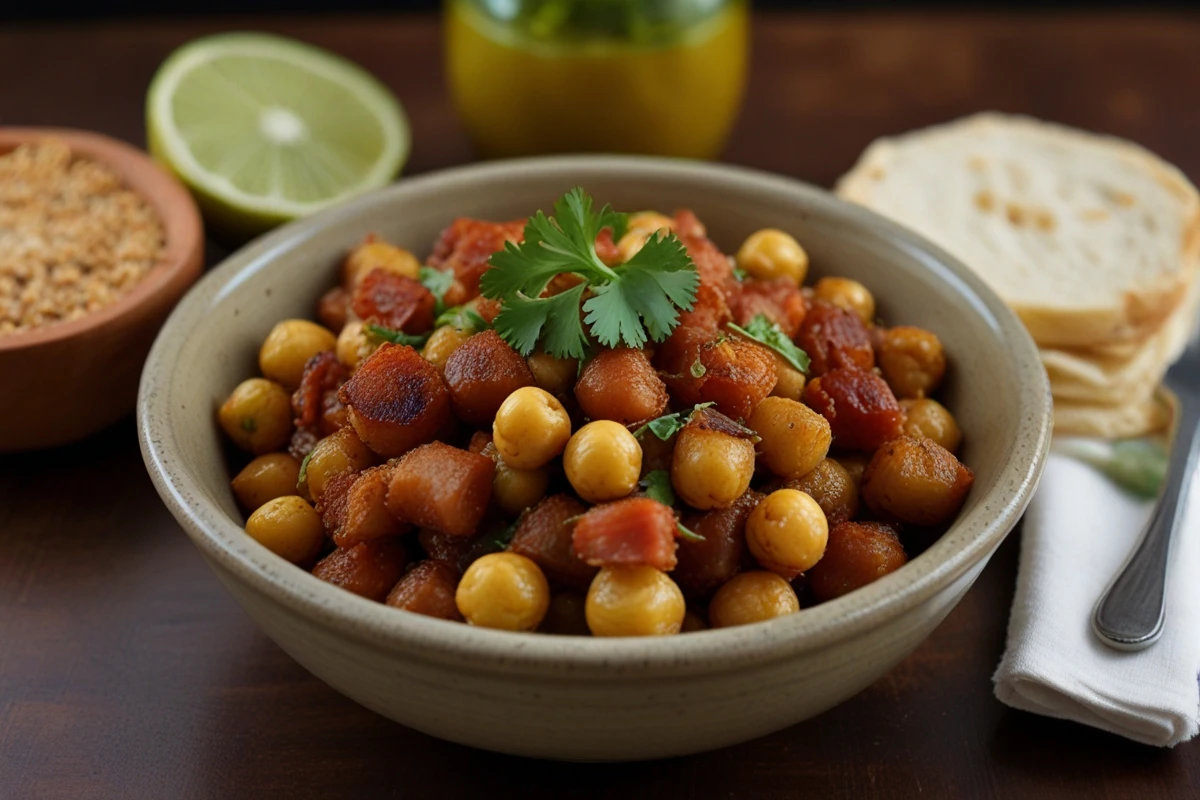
147,32,409,237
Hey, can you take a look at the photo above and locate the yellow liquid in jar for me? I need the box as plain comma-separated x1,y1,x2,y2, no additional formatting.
446,1,749,159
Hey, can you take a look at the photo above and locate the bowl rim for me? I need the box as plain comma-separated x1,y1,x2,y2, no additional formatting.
0,126,204,352
138,155,1051,677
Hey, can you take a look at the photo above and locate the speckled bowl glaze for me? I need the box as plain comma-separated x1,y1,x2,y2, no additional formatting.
138,156,1051,761
0,127,203,451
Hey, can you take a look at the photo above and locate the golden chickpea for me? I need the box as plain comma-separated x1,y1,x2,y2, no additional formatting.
876,326,947,399
218,378,294,454
456,552,550,631
708,571,800,628
563,420,642,503
671,426,755,510
493,387,573,470
736,228,808,285
526,351,578,395
493,459,550,516
901,398,963,453
626,211,674,237
813,277,875,324
746,489,829,579
259,319,338,390
244,495,326,565
586,566,685,637
540,592,591,635
616,230,650,263
770,355,806,401
231,453,301,512
421,325,470,372
343,240,420,286
748,397,832,480
836,454,869,488
299,427,375,503
336,320,379,372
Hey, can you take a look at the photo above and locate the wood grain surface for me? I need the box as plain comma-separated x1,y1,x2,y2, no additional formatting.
3,12,1199,799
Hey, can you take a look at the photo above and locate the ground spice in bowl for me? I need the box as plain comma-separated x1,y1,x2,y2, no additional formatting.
0,140,166,334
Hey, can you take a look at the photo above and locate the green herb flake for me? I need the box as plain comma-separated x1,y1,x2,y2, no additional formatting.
639,469,675,506
239,417,257,433
365,323,431,349
689,358,707,378
481,187,698,359
492,520,521,551
633,402,715,442
676,521,705,543
435,305,489,333
728,315,811,373
297,448,315,489
418,265,455,315
732,267,748,282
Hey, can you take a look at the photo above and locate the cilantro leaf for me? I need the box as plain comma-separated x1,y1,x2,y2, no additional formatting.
638,470,705,542
435,305,490,332
419,266,455,315
365,323,430,349
480,188,697,359
729,315,810,373
633,402,715,441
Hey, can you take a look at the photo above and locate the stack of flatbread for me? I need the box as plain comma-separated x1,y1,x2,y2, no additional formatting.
836,113,1200,438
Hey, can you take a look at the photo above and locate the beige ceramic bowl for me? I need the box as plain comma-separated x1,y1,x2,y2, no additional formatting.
138,156,1051,761
0,127,204,451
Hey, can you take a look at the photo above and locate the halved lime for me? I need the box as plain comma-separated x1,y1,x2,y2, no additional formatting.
147,32,409,240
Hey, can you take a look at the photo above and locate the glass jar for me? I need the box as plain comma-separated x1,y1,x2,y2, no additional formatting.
445,0,749,159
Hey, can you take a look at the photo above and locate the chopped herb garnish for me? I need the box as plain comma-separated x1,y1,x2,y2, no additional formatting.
492,520,521,550
633,402,715,442
297,448,314,489
239,417,257,433
638,470,705,542
732,267,748,282
435,305,489,333
728,314,810,373
418,265,455,315
365,322,431,349
689,358,707,378
481,187,698,359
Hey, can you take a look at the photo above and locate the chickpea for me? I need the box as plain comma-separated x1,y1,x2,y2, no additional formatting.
244,495,326,565
708,571,800,628
421,325,470,372
343,240,420,286
493,459,550,516
299,426,375,503
836,453,869,489
493,387,573,470
746,489,829,579
626,211,674,237
787,458,859,524
231,453,301,512
526,351,578,396
901,398,963,453
671,426,755,510
813,277,875,324
616,230,651,263
336,320,379,372
736,228,808,285
770,355,807,401
218,378,294,454
748,397,832,480
455,552,550,631
540,592,592,636
563,420,642,503
259,319,338,390
585,566,685,637
681,609,709,632
876,326,947,399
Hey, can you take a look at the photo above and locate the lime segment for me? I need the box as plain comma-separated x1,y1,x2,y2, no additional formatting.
147,33,409,239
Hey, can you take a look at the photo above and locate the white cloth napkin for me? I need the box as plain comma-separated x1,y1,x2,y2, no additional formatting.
993,449,1200,747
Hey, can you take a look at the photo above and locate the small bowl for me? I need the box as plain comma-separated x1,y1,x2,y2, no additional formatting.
0,127,203,451
139,156,1051,761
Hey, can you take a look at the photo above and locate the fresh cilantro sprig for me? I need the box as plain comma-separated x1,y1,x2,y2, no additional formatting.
639,470,704,542
365,323,430,349
728,315,811,373
418,266,455,316
633,402,715,442
481,188,699,359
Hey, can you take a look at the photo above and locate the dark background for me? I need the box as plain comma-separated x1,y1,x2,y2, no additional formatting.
0,0,1172,21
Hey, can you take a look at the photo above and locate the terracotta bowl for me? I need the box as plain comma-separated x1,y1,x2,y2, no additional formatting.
0,127,203,451
138,157,1051,761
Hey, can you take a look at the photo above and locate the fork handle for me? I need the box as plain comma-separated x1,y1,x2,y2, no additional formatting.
1092,395,1200,650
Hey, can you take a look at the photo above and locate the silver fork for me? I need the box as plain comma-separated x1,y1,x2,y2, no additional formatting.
1092,334,1200,650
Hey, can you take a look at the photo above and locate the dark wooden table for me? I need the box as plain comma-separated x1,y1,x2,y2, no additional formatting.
3,12,1199,799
